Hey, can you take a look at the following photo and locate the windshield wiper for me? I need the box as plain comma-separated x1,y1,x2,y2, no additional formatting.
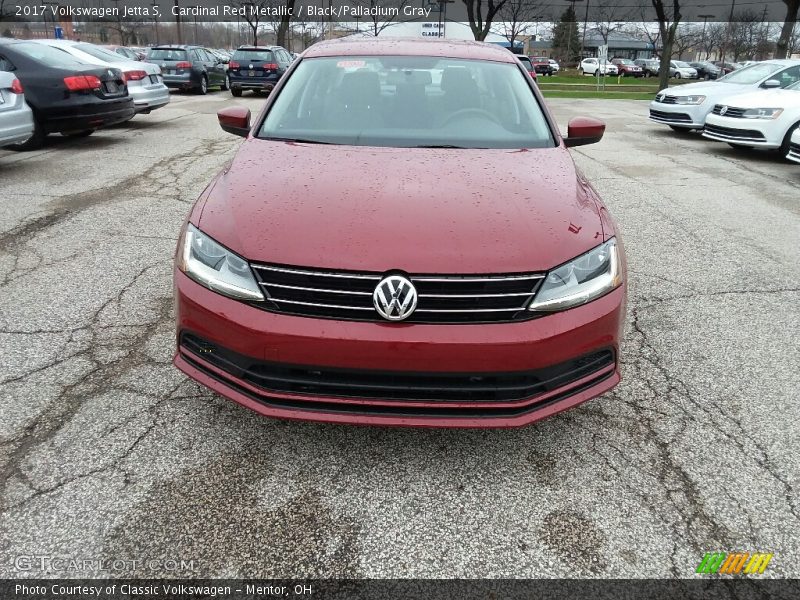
263,136,335,145
413,144,476,149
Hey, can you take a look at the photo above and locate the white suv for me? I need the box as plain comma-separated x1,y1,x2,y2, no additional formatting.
580,58,617,76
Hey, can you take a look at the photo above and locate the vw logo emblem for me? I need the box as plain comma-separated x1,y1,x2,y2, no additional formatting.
373,275,418,321
720,106,728,116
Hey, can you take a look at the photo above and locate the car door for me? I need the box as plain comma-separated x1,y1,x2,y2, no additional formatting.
194,49,214,84
204,49,224,83
276,49,291,77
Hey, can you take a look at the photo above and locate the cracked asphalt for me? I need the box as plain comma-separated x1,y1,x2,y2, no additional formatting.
1,93,798,579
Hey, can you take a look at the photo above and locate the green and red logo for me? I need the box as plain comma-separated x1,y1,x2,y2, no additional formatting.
696,552,773,575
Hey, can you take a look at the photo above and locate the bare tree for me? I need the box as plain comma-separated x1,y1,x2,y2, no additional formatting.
462,0,508,41
492,0,542,50
650,0,682,89
776,0,800,58
592,0,625,45
359,0,410,37
231,0,274,46
670,22,701,59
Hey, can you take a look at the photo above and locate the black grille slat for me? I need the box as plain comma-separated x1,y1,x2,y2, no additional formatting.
181,333,615,404
649,109,692,122
251,263,543,324
704,124,766,140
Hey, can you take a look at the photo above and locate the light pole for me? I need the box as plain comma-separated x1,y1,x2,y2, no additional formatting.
42,1,59,38
698,14,714,60
720,0,736,69
186,6,200,44
579,0,591,62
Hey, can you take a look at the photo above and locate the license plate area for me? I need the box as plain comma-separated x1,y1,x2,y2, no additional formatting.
104,81,119,94
149,74,161,84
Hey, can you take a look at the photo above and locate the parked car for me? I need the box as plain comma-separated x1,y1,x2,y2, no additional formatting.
580,58,617,76
0,38,134,150
33,40,169,114
516,55,538,81
227,45,293,96
611,58,643,77
634,58,660,77
548,59,560,74
529,56,553,76
649,60,800,131
0,71,34,147
670,60,698,79
712,61,739,75
702,79,800,157
102,45,142,61
787,127,800,163
689,61,721,80
145,45,228,94
175,38,625,428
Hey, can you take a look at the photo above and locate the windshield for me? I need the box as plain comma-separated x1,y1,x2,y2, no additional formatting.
517,57,533,69
673,61,690,68
74,43,127,63
617,59,634,65
232,50,274,62
11,43,86,68
258,56,554,149
148,48,187,61
719,62,782,84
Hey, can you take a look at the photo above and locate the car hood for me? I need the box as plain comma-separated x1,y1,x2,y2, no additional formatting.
197,141,605,273
714,88,800,108
658,81,750,98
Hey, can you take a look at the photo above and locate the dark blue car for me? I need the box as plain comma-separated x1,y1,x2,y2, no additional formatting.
229,46,293,97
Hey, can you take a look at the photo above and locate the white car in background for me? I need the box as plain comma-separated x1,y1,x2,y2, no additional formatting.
703,79,800,157
670,60,698,79
579,58,617,76
787,128,800,163
0,71,35,147
32,40,169,114
548,59,560,74
649,59,800,131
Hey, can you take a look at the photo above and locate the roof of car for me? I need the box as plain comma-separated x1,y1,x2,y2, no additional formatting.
236,45,281,51
303,38,517,63
151,45,204,49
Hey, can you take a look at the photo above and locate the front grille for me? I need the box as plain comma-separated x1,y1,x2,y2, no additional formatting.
655,94,678,104
649,109,692,123
712,104,746,118
250,263,545,324
703,124,766,141
180,332,615,407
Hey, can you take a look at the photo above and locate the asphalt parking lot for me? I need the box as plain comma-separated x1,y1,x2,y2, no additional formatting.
1,92,798,578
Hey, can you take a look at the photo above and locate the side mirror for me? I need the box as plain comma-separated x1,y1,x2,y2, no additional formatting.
762,79,781,89
218,107,251,138
563,117,605,148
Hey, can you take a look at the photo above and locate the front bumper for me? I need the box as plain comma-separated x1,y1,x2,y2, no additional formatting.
702,114,783,148
174,270,625,428
649,100,709,128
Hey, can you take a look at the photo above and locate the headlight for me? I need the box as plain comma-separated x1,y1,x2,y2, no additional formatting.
529,238,622,312
177,224,264,301
741,108,783,119
675,95,706,105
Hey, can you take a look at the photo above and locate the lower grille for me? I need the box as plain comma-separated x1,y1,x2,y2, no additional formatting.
704,124,766,141
181,332,615,405
788,142,800,161
650,109,692,123
250,263,545,324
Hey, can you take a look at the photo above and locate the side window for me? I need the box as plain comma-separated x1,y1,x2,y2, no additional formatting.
776,66,800,87
191,49,204,62
0,55,14,71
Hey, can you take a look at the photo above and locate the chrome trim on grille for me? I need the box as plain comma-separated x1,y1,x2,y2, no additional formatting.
250,263,545,324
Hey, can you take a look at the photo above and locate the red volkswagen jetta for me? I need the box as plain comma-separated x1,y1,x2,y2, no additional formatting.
174,38,626,428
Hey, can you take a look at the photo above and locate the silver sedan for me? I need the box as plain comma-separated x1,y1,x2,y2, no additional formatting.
0,71,34,148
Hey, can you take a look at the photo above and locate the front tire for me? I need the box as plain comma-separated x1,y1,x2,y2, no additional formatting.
675,72,682,79
198,75,208,95
62,130,94,138
780,125,799,157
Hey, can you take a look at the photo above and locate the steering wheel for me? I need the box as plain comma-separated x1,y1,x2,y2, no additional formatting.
439,108,502,127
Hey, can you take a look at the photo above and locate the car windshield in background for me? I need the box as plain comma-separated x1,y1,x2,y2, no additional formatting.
673,61,691,68
719,63,782,84
74,43,127,63
517,57,533,69
148,48,187,61
617,59,634,65
232,50,274,62
8,42,86,67
258,56,553,149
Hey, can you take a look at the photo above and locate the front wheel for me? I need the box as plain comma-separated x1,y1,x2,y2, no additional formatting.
675,72,681,79
197,75,208,95
780,125,799,156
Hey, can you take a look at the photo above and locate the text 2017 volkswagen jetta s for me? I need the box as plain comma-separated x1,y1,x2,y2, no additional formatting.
173,38,627,428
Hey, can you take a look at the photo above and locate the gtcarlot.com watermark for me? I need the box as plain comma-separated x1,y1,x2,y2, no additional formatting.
14,555,196,573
